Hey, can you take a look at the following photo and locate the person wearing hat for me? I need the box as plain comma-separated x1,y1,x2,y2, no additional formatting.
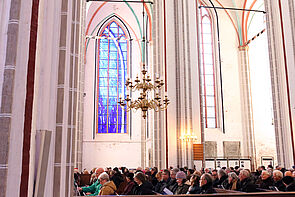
282,176,295,191
174,171,190,194
122,172,136,195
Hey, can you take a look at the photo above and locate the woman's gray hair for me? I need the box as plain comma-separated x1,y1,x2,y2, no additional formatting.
273,170,283,178
239,170,250,177
98,172,109,181
218,169,227,177
228,172,238,180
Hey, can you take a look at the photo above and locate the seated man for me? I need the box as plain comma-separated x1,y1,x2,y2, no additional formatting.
199,173,216,194
272,170,285,191
259,170,274,189
282,176,295,192
154,169,171,194
238,170,257,192
78,168,104,196
98,172,117,195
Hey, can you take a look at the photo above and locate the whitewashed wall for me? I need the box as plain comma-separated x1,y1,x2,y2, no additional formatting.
83,2,149,169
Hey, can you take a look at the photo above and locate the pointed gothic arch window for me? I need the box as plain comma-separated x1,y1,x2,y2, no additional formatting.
199,6,218,128
95,19,129,134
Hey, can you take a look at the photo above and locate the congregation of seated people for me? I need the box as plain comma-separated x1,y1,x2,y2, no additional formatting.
73,164,295,196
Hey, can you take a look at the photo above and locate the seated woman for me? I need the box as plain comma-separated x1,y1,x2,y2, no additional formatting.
200,173,216,194
187,174,201,194
122,173,136,195
132,172,155,195
174,171,190,194
227,172,241,190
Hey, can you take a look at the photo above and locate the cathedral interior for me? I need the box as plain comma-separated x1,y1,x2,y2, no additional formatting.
0,0,295,196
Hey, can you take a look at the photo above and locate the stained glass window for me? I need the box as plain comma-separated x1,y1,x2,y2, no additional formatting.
96,20,128,133
199,7,217,128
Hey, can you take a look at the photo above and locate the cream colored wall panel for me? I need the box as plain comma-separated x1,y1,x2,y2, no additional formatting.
83,142,141,169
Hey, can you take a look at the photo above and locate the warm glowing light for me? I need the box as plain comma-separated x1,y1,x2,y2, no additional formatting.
118,63,170,119
180,133,198,142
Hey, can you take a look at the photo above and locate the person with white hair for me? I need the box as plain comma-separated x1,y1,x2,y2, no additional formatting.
238,170,257,192
273,170,285,191
98,172,117,195
259,170,274,189
78,167,104,196
227,172,241,190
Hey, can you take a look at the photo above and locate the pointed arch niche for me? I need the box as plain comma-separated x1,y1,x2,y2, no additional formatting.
198,1,221,129
95,16,131,134
83,2,149,169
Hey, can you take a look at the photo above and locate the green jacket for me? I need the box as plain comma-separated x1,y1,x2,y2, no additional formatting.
82,179,102,195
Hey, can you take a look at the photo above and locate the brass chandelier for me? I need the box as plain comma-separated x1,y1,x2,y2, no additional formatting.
118,64,169,119
118,0,169,118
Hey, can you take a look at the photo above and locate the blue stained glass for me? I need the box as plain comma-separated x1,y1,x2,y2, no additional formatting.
98,97,107,105
119,28,124,35
100,50,108,59
108,125,116,133
99,43,108,51
119,43,127,51
109,78,117,86
109,87,117,97
101,125,107,133
99,87,108,96
99,69,108,77
109,69,117,77
97,20,128,134
99,60,108,68
110,22,117,28
98,107,107,115
118,124,122,133
103,29,108,35
99,78,108,86
110,51,118,60
109,41,117,51
98,116,107,125
109,97,117,104
108,106,116,115
109,60,117,69
110,117,117,125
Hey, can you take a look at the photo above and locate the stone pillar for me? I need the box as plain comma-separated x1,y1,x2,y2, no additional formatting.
238,46,256,169
0,0,36,196
162,0,200,168
265,0,295,167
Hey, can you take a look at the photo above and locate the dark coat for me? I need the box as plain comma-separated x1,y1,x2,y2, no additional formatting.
122,181,136,195
167,179,178,194
132,181,154,195
286,181,295,192
274,179,285,191
174,183,190,194
239,178,257,192
200,183,216,194
259,177,274,189
154,177,171,193
188,184,201,194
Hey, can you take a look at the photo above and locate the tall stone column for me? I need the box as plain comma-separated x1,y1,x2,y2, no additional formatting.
0,0,37,196
264,0,295,167
238,46,256,169
161,0,200,168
